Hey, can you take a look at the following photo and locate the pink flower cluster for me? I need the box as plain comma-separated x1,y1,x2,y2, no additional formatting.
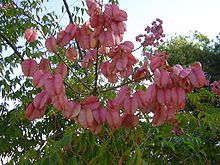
136,18,165,47
210,81,220,96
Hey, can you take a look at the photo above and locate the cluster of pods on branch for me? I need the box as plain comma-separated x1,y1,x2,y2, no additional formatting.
22,0,207,134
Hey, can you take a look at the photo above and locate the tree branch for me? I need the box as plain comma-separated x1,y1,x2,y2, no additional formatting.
93,46,99,95
0,33,24,61
62,0,84,59
56,53,92,91
132,45,143,52
100,79,134,93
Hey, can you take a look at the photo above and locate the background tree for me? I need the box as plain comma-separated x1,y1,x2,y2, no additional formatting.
0,0,219,165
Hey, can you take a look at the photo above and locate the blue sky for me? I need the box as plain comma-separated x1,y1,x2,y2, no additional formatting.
119,0,220,43
46,0,220,45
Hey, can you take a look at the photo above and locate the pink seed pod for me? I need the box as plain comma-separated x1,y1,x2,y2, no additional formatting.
24,28,38,42
45,36,57,53
21,59,38,77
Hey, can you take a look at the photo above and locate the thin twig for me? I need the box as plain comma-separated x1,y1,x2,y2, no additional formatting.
100,79,134,93
93,45,100,95
62,0,84,59
132,45,143,52
56,53,92,91
0,33,24,61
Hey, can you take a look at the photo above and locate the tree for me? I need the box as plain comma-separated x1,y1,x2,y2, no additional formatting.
0,0,219,164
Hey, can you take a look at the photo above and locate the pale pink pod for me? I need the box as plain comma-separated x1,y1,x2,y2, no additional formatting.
171,87,178,105
32,70,51,88
65,47,78,62
106,110,122,130
146,84,157,103
33,90,51,109
177,87,186,109
25,103,45,120
21,59,38,77
39,58,51,71
65,23,78,39
45,36,57,53
122,114,139,128
24,28,37,42
164,88,171,105
82,96,100,110
78,109,94,128
55,63,68,78
157,88,165,105
56,30,71,47
93,107,106,124
52,93,68,111
115,86,130,106
47,74,64,96
62,101,81,119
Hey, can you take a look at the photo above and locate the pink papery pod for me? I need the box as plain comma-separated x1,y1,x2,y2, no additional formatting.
177,87,186,109
171,87,186,109
65,47,78,62
78,109,94,128
45,74,64,96
21,59,38,77
62,101,81,119
93,107,106,124
210,81,220,96
32,70,51,88
132,62,149,81
86,0,101,16
154,69,170,88
157,88,171,105
55,63,68,78
167,105,176,120
106,109,122,130
24,28,37,42
33,90,51,109
65,23,78,39
82,96,100,110
152,105,167,126
100,62,117,83
99,30,115,47
111,22,127,36
104,4,127,22
45,36,57,53
122,114,139,128
90,14,105,28
116,58,127,71
52,93,68,111
56,30,71,47
146,84,157,103
124,97,138,114
189,62,206,88
119,41,134,52
115,86,130,106
133,90,147,109
39,58,51,71
89,32,98,48
90,123,103,135
157,88,165,105
81,50,96,68
149,56,162,72
173,64,191,79
25,103,45,120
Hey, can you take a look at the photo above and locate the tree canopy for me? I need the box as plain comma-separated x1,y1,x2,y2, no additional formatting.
0,0,220,164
